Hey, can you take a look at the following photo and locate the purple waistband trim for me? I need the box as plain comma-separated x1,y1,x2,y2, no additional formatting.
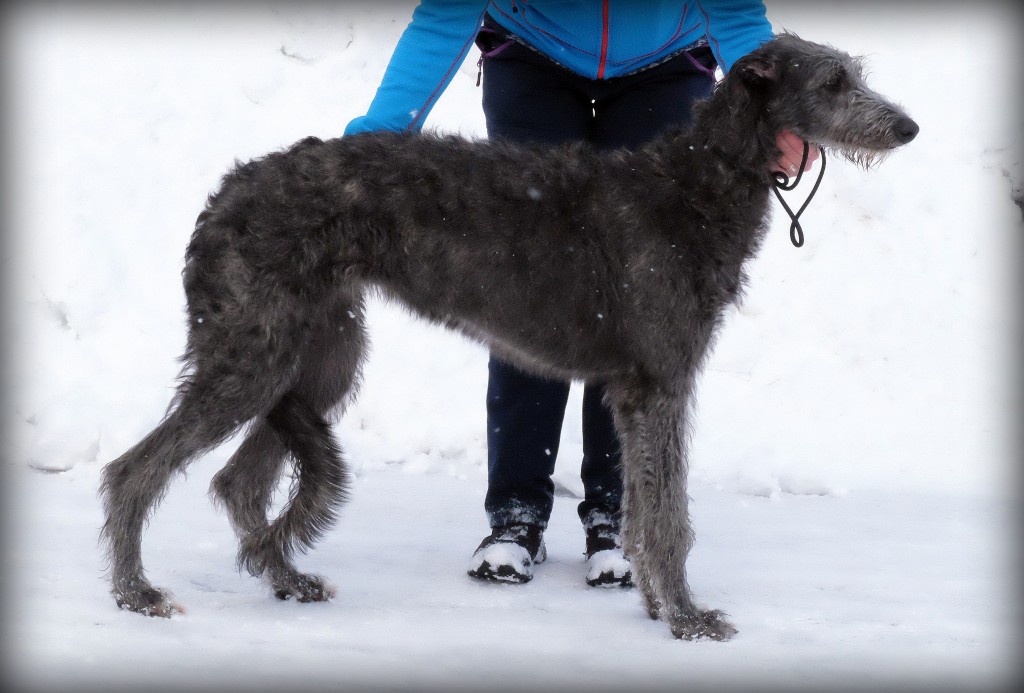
477,27,517,59
684,49,717,81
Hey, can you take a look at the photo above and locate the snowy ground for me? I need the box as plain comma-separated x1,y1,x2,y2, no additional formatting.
2,2,1020,691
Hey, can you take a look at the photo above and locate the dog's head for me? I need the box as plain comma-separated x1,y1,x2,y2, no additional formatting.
729,33,918,168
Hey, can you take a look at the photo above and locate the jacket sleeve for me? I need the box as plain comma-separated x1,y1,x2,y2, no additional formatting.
695,0,774,73
344,0,489,135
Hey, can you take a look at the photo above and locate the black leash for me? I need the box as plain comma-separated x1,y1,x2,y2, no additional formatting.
771,142,827,248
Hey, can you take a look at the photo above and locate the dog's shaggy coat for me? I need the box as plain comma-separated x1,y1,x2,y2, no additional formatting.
100,34,917,640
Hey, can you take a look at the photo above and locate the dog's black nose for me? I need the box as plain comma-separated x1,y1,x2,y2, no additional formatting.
896,116,919,143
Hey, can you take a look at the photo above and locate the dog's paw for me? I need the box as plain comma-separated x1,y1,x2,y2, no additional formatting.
114,584,184,618
272,573,336,603
668,608,737,641
640,591,661,620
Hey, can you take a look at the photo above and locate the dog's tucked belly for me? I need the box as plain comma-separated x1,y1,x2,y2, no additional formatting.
374,275,640,382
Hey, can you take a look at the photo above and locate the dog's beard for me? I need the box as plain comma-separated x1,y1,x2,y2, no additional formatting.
825,145,891,170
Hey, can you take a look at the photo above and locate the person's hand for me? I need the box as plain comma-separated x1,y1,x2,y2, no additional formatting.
773,130,818,176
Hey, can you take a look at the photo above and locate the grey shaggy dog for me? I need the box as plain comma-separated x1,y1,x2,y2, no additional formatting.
100,34,917,640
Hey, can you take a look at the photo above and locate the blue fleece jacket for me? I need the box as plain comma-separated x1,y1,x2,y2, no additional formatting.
345,1,773,136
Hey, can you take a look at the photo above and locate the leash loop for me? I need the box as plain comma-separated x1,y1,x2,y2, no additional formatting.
771,142,827,248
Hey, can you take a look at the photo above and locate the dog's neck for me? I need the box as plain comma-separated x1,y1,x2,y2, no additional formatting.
619,75,783,276
686,76,781,182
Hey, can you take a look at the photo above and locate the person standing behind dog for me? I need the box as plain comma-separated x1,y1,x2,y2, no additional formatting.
346,0,815,587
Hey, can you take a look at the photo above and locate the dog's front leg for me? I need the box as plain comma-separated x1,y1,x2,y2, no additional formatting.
607,379,736,641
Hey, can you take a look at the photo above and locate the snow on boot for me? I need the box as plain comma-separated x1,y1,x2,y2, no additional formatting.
585,523,633,588
467,524,546,584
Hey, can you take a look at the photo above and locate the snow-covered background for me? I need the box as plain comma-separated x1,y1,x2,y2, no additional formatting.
2,1,1020,691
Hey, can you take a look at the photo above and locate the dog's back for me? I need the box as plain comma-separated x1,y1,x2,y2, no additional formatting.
186,129,767,384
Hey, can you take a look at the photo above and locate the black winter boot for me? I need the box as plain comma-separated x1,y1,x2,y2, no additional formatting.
584,521,633,588
467,524,547,584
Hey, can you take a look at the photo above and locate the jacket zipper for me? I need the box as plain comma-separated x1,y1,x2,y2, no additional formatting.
597,0,610,79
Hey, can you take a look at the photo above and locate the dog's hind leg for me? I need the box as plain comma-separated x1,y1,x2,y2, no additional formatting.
259,393,349,602
209,422,289,572
210,294,366,603
99,368,288,617
607,375,737,641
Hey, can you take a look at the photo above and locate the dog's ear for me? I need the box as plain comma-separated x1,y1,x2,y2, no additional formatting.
734,53,778,86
